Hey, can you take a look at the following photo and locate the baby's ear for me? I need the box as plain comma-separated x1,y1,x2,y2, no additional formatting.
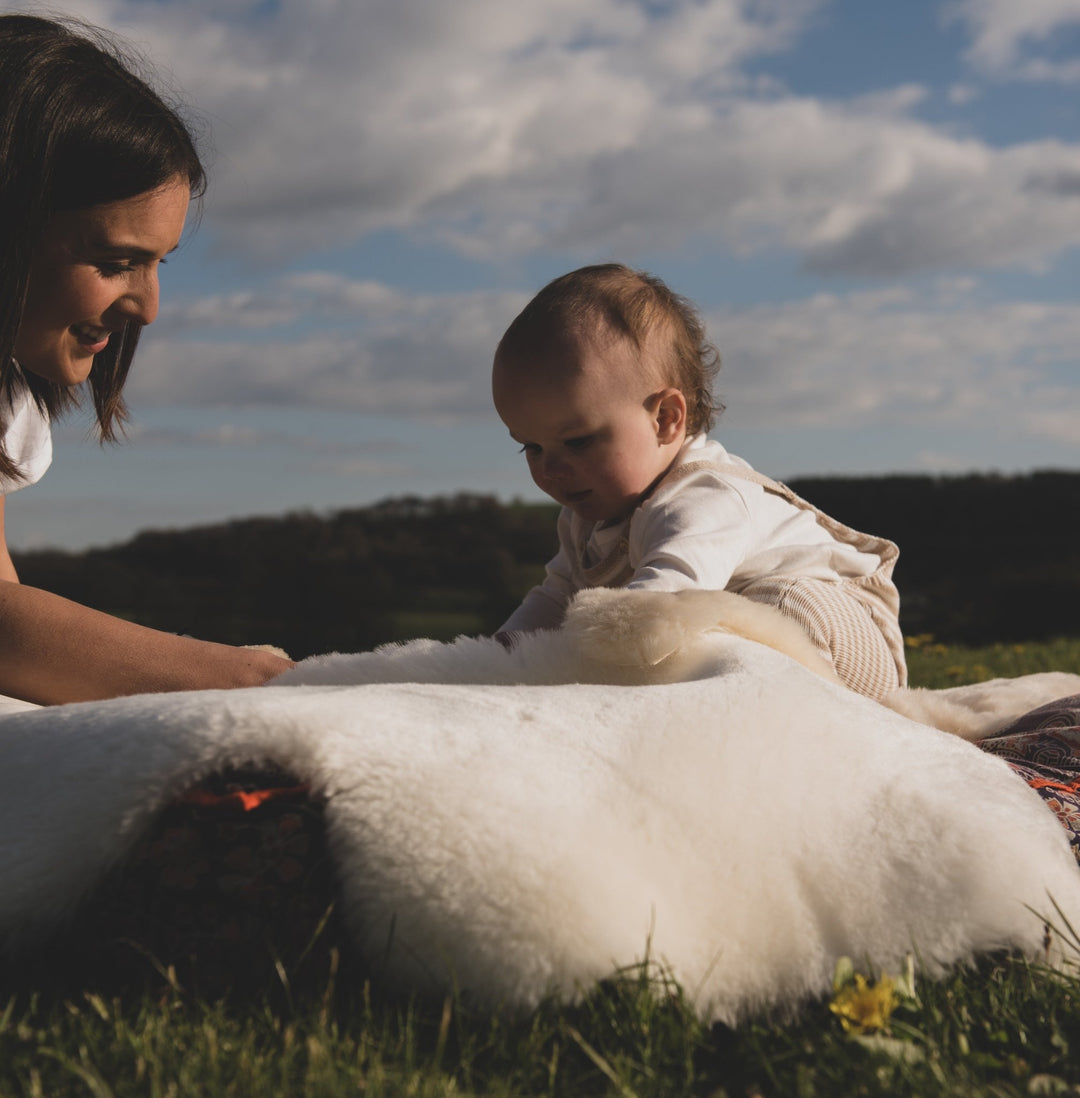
654,388,687,443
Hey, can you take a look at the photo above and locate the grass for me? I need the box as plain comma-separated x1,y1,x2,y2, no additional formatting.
4,637,1080,1097
8,951,1080,1097
905,634,1080,689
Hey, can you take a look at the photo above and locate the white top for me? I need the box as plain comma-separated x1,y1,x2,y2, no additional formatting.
0,386,52,496
500,435,887,633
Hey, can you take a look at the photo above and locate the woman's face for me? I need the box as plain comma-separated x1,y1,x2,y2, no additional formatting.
13,176,190,387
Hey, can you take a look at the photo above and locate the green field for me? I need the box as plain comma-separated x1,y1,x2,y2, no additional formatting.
4,639,1080,1097
905,634,1080,690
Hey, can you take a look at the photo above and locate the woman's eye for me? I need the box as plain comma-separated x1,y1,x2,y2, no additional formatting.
95,257,165,277
518,443,541,457
95,261,134,277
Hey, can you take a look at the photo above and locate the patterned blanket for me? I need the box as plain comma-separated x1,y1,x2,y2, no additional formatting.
980,694,1080,864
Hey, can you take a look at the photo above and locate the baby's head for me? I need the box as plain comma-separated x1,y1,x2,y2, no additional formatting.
492,264,722,525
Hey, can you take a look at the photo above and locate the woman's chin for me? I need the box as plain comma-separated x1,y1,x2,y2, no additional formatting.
20,352,95,387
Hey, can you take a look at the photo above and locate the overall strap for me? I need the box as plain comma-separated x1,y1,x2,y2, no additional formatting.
668,459,899,568
688,459,906,680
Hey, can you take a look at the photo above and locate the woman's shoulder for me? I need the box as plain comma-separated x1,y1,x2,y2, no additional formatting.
0,385,52,493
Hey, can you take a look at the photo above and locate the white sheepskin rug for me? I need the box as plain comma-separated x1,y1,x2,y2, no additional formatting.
0,587,1078,1023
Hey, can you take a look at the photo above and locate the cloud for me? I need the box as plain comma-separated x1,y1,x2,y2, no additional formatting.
947,82,980,104
137,274,527,414
117,419,403,456
134,276,1080,460
1025,168,1080,197
946,0,1080,81
95,0,811,251
15,0,1057,280
709,286,1080,447
544,99,1080,277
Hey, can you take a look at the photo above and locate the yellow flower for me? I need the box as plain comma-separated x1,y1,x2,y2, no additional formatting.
829,973,899,1034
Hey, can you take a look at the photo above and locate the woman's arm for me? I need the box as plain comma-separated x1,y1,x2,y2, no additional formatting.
0,580,293,704
0,499,20,582
0,498,292,704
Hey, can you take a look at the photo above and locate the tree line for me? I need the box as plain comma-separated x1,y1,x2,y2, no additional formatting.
12,472,1080,659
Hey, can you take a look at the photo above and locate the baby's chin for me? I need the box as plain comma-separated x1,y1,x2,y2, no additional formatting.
568,495,640,527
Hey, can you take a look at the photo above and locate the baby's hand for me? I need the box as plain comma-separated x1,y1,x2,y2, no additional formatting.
561,588,693,667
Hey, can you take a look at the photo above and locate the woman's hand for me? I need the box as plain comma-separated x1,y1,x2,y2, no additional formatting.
0,579,294,705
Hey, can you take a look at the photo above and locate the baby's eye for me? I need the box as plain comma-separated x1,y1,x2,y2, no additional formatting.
518,443,541,457
564,435,594,452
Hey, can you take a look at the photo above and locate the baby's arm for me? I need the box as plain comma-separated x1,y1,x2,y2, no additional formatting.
497,583,568,636
625,475,753,592
495,515,577,642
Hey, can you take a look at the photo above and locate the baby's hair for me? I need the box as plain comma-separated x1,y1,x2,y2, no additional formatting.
496,263,723,435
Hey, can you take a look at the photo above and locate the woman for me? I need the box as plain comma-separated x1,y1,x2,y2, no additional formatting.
0,14,292,704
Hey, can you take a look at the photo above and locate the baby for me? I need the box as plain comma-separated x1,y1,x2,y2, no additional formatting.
492,263,907,699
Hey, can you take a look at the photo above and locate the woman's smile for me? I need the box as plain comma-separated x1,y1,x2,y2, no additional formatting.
72,324,115,354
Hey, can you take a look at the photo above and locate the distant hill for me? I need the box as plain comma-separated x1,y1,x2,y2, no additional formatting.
12,472,1080,658
14,494,559,660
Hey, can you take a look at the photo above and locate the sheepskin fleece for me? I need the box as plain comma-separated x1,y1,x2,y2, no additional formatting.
0,590,1078,1021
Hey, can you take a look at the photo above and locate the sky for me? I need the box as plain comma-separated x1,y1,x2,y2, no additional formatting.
5,0,1080,550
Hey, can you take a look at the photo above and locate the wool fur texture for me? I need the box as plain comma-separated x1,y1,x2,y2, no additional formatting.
0,587,1077,1021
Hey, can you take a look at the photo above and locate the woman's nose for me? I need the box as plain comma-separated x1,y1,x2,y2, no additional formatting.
112,270,161,327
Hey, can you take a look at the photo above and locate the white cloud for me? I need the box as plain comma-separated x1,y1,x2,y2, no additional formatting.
946,0,1080,81
542,99,1080,276
119,419,402,456
1,0,1052,279
7,0,1080,282
137,274,527,413
947,82,980,104
134,276,1080,460
709,286,1080,446
94,0,807,253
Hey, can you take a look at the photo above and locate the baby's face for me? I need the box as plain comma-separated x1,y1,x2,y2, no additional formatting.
493,329,685,525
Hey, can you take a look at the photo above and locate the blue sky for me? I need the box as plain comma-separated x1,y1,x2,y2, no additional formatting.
6,0,1080,549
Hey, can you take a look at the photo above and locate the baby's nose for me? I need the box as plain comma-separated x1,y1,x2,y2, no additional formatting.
541,453,572,480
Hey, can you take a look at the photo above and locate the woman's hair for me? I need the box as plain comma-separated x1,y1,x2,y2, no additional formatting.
496,263,723,436
0,14,206,480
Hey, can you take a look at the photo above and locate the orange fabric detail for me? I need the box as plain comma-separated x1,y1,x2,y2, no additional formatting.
179,784,310,812
1024,776,1080,796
